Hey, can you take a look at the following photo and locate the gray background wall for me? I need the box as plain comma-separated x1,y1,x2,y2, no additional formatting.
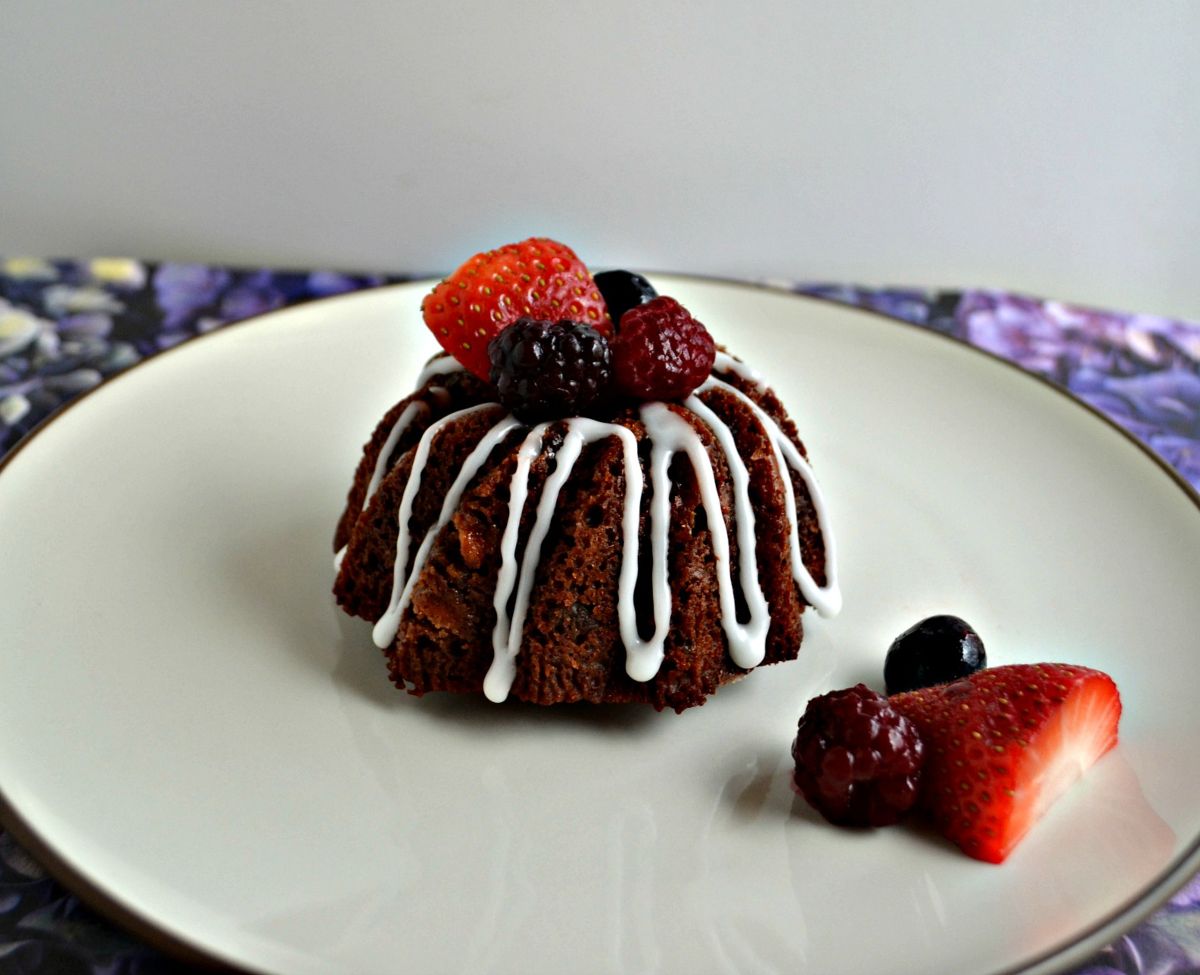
2,1,1197,318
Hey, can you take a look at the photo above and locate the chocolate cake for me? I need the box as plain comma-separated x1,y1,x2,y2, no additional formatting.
333,349,840,712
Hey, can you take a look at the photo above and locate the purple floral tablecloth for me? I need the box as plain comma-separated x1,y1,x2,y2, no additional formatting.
0,258,1198,974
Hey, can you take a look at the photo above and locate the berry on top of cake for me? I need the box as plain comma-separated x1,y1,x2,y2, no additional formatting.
334,237,840,712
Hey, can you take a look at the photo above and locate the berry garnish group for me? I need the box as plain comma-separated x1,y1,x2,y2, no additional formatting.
793,617,1121,863
422,237,717,418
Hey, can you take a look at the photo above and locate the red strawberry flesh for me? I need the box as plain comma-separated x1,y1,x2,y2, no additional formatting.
421,237,610,380
890,663,1120,863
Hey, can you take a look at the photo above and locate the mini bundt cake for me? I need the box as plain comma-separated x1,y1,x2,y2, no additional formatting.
332,238,840,712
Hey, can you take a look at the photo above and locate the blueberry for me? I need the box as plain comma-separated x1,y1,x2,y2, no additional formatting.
594,270,658,327
884,615,986,695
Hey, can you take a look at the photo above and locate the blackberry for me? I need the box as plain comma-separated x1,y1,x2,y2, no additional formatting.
487,318,613,422
884,615,986,695
610,296,715,401
792,684,925,827
594,269,658,325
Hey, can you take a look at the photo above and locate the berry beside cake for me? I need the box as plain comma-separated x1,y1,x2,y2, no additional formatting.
791,617,1122,863
333,238,840,712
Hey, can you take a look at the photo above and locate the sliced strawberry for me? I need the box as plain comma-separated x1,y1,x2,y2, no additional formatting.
890,663,1121,863
421,237,610,381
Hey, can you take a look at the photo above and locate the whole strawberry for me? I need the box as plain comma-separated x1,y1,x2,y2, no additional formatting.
611,296,716,401
422,238,610,381
890,663,1121,863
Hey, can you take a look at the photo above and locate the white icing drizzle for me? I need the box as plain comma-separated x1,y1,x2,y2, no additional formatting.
698,375,842,617
638,404,761,669
335,400,435,573
485,419,643,702
363,385,453,509
368,354,466,508
365,401,427,505
664,398,771,667
333,358,465,572
712,350,767,391
361,349,841,702
363,358,464,510
416,355,467,385
372,404,517,647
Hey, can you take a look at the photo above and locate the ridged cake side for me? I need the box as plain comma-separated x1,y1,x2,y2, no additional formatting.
333,354,834,712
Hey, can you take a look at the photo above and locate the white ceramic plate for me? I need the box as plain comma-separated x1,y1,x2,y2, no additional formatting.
1,278,1198,975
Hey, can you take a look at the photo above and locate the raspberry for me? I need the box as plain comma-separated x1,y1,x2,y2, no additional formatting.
610,296,716,401
792,684,925,827
488,318,613,422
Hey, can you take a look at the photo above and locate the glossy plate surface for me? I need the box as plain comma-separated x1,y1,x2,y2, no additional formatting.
1,278,1198,975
